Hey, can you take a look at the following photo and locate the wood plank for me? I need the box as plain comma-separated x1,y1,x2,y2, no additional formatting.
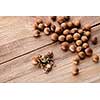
0,17,100,65
0,25,100,83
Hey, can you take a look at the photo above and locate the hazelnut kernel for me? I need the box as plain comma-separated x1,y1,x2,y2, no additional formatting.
61,42,69,51
69,44,76,53
85,48,93,56
82,43,89,49
92,55,99,63
50,16,56,21
73,20,80,27
76,40,82,46
61,22,68,30
57,16,65,24
66,34,73,43
84,31,91,37
33,30,40,37
76,46,83,53
44,27,51,35
70,28,78,35
67,21,73,28
78,51,86,59
81,36,88,42
72,65,79,76
55,26,62,34
38,23,44,30
73,55,80,65
58,35,65,42
91,36,98,45
78,29,83,35
50,33,58,41
63,29,70,35
73,33,81,41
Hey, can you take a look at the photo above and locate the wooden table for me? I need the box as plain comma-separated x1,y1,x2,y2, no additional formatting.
0,16,100,83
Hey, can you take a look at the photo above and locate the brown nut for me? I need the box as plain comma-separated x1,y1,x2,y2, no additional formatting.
83,24,91,31
50,16,56,21
84,31,91,37
61,22,68,30
50,24,55,32
91,36,98,45
73,20,80,27
72,65,79,76
64,16,70,21
92,55,99,63
73,55,80,65
70,28,78,35
66,34,73,43
67,21,73,28
63,29,70,35
44,27,51,35
81,36,88,42
38,23,44,30
78,51,86,59
85,48,93,56
61,42,69,51
44,20,51,27
55,26,62,34
69,44,76,53
36,18,43,24
76,46,83,53
57,16,65,24
73,33,81,41
50,33,58,41
46,51,54,58
82,43,89,49
76,40,82,46
78,29,83,35
58,35,65,42
33,30,40,37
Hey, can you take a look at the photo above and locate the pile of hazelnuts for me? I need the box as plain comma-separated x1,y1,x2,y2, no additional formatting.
33,16,99,75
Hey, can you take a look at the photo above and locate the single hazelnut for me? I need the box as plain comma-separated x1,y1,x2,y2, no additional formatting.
84,31,91,37
78,29,83,35
38,23,44,30
58,35,65,42
82,43,89,49
81,36,88,42
73,33,81,41
44,27,51,35
61,42,69,51
70,28,78,35
36,18,43,24
61,22,68,30
72,65,79,76
33,30,40,37
85,48,93,56
78,51,86,59
55,26,62,34
44,20,51,27
67,21,73,28
76,40,82,46
69,44,76,53
63,29,70,35
50,16,56,21
83,24,91,31
73,20,80,27
64,16,70,21
73,55,80,65
92,55,99,63
57,16,65,24
66,34,73,43
50,24,55,32
91,36,98,45
50,33,58,41
76,46,83,53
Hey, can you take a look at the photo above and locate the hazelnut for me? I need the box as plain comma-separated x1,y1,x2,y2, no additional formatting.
92,55,99,63
70,28,78,35
64,16,70,21
73,55,80,65
72,65,79,76
69,44,76,53
82,43,89,49
63,29,70,35
61,42,69,51
33,30,40,37
83,24,91,31
78,51,86,59
91,36,98,45
67,21,73,28
76,46,83,53
81,36,88,42
50,33,58,41
50,24,55,32
85,48,93,56
50,16,56,21
73,33,81,41
44,27,51,35
32,56,39,65
44,20,51,27
36,18,43,24
61,22,68,30
57,16,65,24
66,34,73,43
73,20,80,27
55,26,62,34
46,51,54,58
76,40,82,46
84,31,91,37
38,23,44,30
58,35,65,42
78,29,83,35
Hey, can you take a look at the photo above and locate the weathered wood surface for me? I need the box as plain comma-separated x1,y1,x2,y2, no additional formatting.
0,16,100,83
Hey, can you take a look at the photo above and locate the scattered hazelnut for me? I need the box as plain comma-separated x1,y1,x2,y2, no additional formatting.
92,55,99,63
73,33,81,41
63,29,70,35
57,16,65,24
73,55,80,65
33,30,40,37
55,26,62,34
78,29,83,35
84,31,91,37
91,36,98,45
61,22,68,30
76,46,83,53
73,20,80,27
67,21,73,28
44,20,51,27
78,51,86,59
44,27,51,35
38,23,44,30
69,44,76,53
76,40,82,46
66,34,73,43
85,48,93,56
72,65,79,76
36,18,43,24
81,36,88,42
83,24,91,31
50,24,55,32
70,28,78,35
50,33,58,41
50,16,56,21
82,43,89,49
61,42,69,51
58,35,65,42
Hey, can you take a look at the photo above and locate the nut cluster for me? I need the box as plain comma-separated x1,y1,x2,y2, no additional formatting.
32,51,55,74
33,16,99,75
